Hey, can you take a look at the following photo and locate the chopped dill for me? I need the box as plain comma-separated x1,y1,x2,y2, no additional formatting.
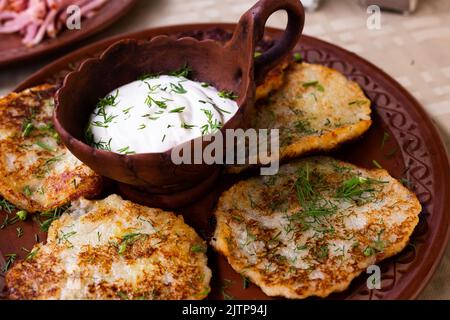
242,275,250,289
117,146,136,155
372,160,383,169
34,205,70,232
293,52,302,62
191,244,206,253
200,109,222,134
22,121,34,137
221,279,234,300
348,100,368,106
26,247,40,260
169,82,187,94
218,90,238,100
381,132,390,149
118,233,147,254
0,198,16,214
302,81,324,92
169,107,186,113
335,176,388,202
181,123,196,130
169,64,192,78
1,253,17,272
294,120,315,135
35,141,56,152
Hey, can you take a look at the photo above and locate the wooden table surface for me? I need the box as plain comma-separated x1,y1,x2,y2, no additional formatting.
0,0,449,299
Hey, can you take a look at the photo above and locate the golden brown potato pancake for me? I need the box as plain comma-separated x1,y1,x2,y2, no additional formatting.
0,85,102,213
228,63,372,173
213,157,421,299
6,194,212,300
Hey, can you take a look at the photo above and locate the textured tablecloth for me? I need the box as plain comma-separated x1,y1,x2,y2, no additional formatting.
0,0,449,299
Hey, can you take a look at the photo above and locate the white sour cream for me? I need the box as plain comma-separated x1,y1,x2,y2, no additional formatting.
87,75,239,154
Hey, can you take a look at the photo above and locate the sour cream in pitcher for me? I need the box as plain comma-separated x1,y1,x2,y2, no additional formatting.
86,69,239,154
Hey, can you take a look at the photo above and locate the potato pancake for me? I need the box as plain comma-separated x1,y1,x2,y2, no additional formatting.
213,157,421,299
227,63,372,173
6,194,212,300
0,85,102,213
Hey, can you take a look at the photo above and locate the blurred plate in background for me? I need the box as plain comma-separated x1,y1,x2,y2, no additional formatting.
0,0,138,68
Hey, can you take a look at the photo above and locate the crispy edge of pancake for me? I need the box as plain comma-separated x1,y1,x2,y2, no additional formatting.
227,63,372,174
6,195,212,300
213,157,421,299
0,85,103,212
255,59,290,101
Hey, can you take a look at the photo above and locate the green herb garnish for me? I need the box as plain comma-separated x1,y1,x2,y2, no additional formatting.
169,64,192,78
38,123,60,142
97,90,119,109
302,81,324,92
122,106,134,114
384,148,398,158
23,186,32,197
294,120,316,135
144,83,162,93
199,99,231,114
26,248,40,260
0,198,16,214
191,244,206,253
16,210,27,221
35,141,56,152
35,205,69,232
58,230,77,248
314,244,329,261
218,90,238,100
348,100,367,106
221,279,234,300
169,107,185,113
293,52,302,62
145,96,172,109
117,146,136,155
381,132,390,149
232,215,243,222
1,253,17,272
1,213,19,229
118,233,147,255
181,123,196,130
400,178,412,188
170,82,187,94
363,246,375,256
200,109,222,135
22,121,34,137
290,165,338,221
335,176,388,202
242,275,250,289
138,72,160,81
92,138,112,151
117,291,129,300
142,114,160,121
372,160,383,169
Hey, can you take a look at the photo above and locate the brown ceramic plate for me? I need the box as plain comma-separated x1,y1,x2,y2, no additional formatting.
1,24,449,300
0,0,137,68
